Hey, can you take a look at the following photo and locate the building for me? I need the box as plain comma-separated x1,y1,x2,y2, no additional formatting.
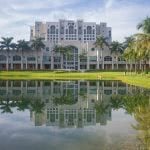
0,19,145,70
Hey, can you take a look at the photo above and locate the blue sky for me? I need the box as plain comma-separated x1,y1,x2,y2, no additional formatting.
0,0,150,42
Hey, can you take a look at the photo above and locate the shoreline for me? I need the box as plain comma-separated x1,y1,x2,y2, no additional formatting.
0,71,149,89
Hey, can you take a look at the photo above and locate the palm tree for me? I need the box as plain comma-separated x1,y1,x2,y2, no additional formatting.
0,97,13,114
17,40,30,70
17,40,30,51
137,16,150,70
54,45,76,70
110,41,124,69
137,16,150,34
123,36,135,49
94,36,109,69
132,105,150,149
30,98,45,113
0,37,15,70
53,45,67,69
123,36,137,72
134,33,150,71
31,37,45,70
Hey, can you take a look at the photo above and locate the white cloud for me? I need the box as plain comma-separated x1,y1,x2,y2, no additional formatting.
105,0,115,9
0,0,149,42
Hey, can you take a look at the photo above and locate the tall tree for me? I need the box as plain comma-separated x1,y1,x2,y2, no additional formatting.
17,40,30,70
17,40,30,51
54,45,76,69
94,36,109,69
137,16,150,34
110,41,124,69
31,37,45,70
0,37,16,70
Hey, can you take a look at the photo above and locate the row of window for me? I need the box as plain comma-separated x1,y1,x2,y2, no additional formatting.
47,25,97,35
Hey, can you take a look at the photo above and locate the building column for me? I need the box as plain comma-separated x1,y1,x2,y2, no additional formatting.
139,61,142,70
10,61,13,70
116,62,119,70
51,54,54,70
61,55,63,69
87,56,90,70
36,57,38,70
96,50,99,70
6,58,9,70
40,56,43,70
78,58,80,70
112,62,114,70
102,61,104,70
26,58,28,70
21,58,23,70
126,63,128,70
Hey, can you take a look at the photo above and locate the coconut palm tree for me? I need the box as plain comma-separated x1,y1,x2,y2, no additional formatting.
123,36,135,49
0,97,13,113
137,16,150,70
110,41,124,69
0,37,16,70
17,40,30,70
134,33,150,71
123,36,138,72
53,45,67,69
137,16,150,34
54,45,76,70
17,40,30,51
30,98,45,113
94,36,109,69
31,37,45,70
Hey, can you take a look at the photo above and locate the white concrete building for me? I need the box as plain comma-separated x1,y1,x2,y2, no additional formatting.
1,19,144,70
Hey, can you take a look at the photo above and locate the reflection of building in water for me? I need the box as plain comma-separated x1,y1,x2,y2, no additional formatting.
0,80,141,127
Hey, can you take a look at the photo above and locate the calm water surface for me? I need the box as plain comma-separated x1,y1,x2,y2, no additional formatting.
0,80,149,150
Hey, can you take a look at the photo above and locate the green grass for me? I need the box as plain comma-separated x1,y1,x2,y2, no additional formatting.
0,71,149,88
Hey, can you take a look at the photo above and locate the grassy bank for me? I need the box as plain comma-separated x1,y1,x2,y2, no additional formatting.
0,71,149,88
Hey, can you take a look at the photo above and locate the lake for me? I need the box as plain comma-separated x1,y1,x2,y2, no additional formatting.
0,80,149,150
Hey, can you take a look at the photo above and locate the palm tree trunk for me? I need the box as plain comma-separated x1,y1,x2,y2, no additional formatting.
61,53,64,69
21,49,23,70
97,49,99,69
36,50,38,70
66,54,67,70
116,56,118,70
6,50,9,71
135,60,137,73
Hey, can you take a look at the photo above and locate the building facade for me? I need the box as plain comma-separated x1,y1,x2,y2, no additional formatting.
0,19,147,70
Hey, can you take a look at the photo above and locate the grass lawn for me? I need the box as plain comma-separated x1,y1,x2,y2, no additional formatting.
0,71,150,89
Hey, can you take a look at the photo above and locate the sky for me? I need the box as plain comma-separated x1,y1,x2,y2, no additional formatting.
0,0,150,42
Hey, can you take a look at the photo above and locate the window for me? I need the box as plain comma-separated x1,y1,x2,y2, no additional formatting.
104,56,112,61
109,31,111,37
91,48,95,51
87,26,92,34
27,57,36,61
89,56,97,62
13,55,21,61
50,25,55,34
104,90,112,95
69,25,74,34
0,55,6,61
46,47,49,51
66,29,68,34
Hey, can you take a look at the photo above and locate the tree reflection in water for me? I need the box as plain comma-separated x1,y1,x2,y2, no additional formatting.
111,91,150,149
0,80,149,149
